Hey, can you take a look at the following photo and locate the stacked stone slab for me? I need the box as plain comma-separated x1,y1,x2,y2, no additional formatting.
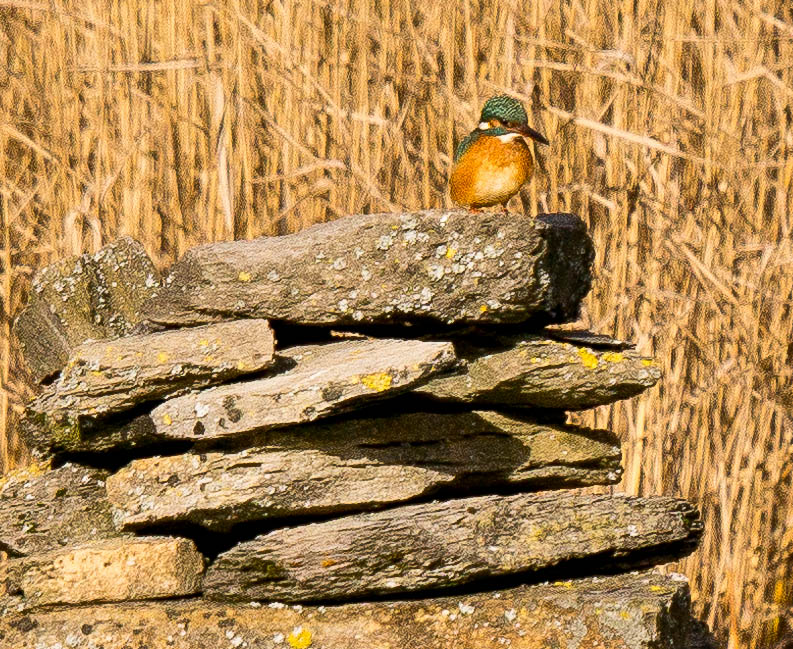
2,209,714,648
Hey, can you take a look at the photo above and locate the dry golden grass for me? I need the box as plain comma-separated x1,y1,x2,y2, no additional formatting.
1,0,792,645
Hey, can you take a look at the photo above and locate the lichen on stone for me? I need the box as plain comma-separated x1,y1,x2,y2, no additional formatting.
360,373,393,392
287,626,312,648
577,348,599,369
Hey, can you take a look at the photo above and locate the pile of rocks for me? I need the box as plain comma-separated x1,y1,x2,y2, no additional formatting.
1,210,713,648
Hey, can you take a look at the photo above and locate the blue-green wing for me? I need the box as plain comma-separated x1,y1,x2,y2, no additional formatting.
453,127,510,163
454,130,480,163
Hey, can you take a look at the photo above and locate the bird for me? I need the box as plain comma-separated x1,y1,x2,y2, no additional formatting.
449,95,549,212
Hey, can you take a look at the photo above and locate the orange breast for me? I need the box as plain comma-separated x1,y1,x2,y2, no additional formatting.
449,135,534,208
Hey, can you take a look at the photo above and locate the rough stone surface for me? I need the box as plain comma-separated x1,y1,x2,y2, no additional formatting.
145,210,594,327
0,463,122,557
12,237,160,383
416,334,661,409
106,412,622,531
0,572,710,649
24,319,276,449
151,338,457,441
21,412,166,457
1,536,204,611
545,327,636,349
204,492,702,602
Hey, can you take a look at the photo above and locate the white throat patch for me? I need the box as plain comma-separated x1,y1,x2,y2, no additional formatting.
497,132,522,143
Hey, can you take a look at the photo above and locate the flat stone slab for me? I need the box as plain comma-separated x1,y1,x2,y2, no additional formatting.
0,572,710,649
145,210,594,327
21,412,165,457
13,237,160,383
415,334,661,409
204,492,702,602
24,319,276,449
1,536,204,611
0,463,123,557
106,411,622,532
151,338,457,442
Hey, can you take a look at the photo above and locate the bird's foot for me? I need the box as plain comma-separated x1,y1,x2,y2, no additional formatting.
468,207,482,213
501,204,510,215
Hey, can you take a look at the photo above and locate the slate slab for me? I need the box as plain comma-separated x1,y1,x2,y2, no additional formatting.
24,319,276,450
415,334,661,409
106,411,622,531
1,536,204,611
145,210,594,327
204,492,703,602
0,572,711,649
13,237,160,383
151,338,457,442
0,463,122,557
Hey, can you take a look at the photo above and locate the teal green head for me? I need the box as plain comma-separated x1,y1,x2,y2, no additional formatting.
477,95,549,146
480,95,528,126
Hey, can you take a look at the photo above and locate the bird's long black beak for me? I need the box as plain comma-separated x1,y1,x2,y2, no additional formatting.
511,124,549,146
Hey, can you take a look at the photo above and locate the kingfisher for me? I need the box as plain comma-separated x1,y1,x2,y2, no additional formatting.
449,95,549,211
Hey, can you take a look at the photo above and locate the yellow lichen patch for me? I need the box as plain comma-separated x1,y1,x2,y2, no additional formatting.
157,351,169,363
553,581,573,588
531,357,540,363
620,610,631,619
236,360,247,371
641,358,656,367
287,627,312,648
162,414,173,426
238,271,252,282
480,304,488,313
361,373,393,392
204,355,215,363
446,247,457,259
321,558,337,567
649,585,664,592
578,348,598,369
601,352,624,363
90,370,103,377
199,339,209,348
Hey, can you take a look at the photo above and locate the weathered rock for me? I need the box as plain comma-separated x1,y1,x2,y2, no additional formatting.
545,327,636,349
145,210,594,328
0,572,710,649
0,463,123,557
1,536,204,611
12,237,160,383
204,492,702,602
415,334,661,409
21,411,166,457
152,338,457,442
24,319,276,446
106,412,622,532
2,571,712,649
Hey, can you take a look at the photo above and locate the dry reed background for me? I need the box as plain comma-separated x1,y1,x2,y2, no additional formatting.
1,0,792,646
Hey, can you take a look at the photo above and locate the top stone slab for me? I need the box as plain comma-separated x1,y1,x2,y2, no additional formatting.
146,210,594,327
